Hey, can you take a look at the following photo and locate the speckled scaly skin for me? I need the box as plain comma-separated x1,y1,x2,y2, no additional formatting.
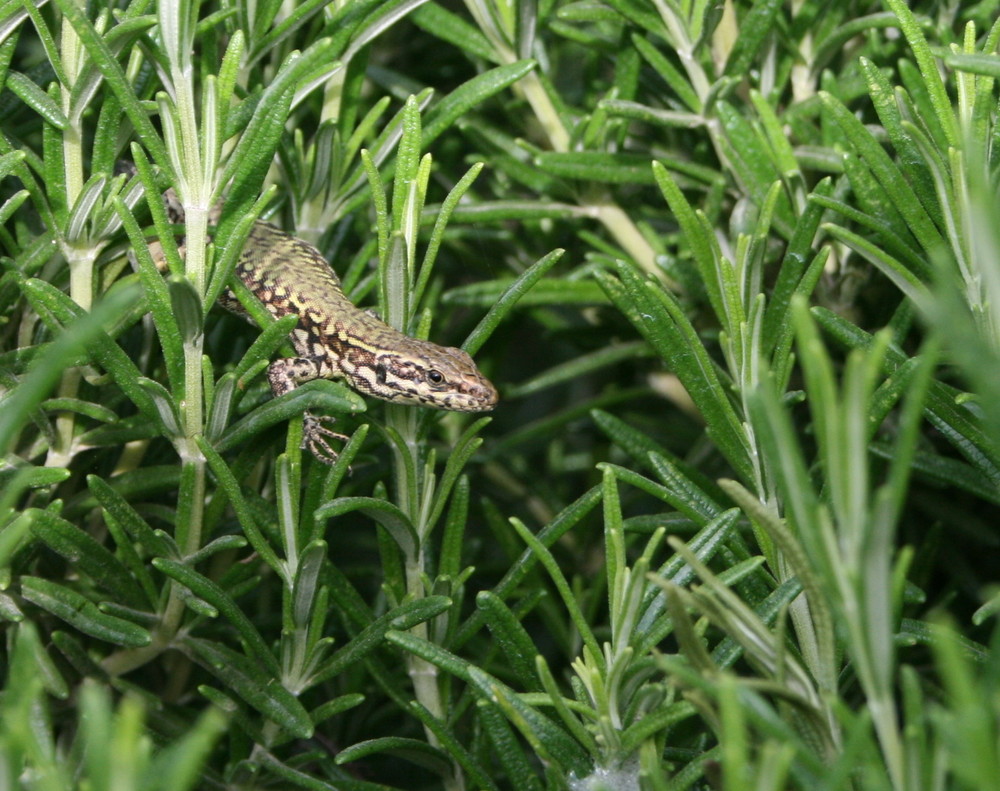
229,221,498,414
142,168,498,462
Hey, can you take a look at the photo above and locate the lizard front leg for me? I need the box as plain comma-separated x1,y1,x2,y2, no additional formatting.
266,357,348,463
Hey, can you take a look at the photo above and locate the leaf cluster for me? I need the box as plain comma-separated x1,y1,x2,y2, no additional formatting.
2,2,1000,790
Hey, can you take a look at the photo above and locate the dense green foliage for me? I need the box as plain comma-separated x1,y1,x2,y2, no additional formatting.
2,1,1000,789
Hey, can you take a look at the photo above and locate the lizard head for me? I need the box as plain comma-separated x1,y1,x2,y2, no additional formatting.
344,341,498,412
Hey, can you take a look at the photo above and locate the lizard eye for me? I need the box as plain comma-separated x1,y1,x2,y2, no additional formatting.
427,369,445,386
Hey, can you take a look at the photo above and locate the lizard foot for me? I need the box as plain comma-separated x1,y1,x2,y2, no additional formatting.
302,413,350,464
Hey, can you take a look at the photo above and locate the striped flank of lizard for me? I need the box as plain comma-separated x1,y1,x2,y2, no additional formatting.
140,169,498,462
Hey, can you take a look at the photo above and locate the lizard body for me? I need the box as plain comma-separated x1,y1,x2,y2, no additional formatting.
143,173,497,461
230,221,497,414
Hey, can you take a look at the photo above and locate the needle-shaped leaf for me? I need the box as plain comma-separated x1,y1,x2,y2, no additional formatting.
475,591,541,693
453,486,601,647
154,558,279,676
315,496,418,558
20,577,152,647
186,637,312,739
217,380,364,454
50,0,168,167
1,280,150,453
462,248,564,355
196,437,284,581
424,416,490,535
335,737,451,773
423,59,536,144
29,509,146,608
308,596,451,686
6,70,67,128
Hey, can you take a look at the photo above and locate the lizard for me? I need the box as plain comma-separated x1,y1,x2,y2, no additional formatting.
132,167,498,462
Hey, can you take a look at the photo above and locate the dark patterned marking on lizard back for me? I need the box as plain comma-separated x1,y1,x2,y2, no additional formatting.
136,167,498,462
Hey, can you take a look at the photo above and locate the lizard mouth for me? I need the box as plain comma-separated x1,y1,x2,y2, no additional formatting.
432,378,498,412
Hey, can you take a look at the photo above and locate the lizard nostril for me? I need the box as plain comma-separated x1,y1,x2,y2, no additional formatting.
475,381,499,407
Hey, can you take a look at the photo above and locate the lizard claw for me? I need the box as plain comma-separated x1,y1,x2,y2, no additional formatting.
302,413,349,464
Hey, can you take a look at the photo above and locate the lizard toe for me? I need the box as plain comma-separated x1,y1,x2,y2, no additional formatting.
302,413,349,464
